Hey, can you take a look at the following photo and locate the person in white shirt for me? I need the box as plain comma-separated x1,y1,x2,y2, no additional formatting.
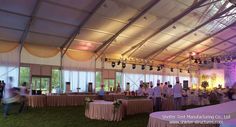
165,85,174,110
147,84,154,99
19,82,28,113
162,82,168,97
3,77,15,118
167,85,173,97
137,84,144,96
154,82,162,111
173,82,183,110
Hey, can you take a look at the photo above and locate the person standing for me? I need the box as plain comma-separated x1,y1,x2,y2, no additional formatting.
19,82,28,113
137,84,144,96
147,83,154,99
0,81,3,99
162,82,168,97
2,77,15,118
98,84,105,100
154,80,162,111
173,81,183,110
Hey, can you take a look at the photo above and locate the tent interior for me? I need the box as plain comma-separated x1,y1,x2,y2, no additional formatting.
1,0,236,91
1,0,236,126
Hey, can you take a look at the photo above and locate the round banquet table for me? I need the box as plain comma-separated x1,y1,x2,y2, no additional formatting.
147,111,221,127
85,100,123,121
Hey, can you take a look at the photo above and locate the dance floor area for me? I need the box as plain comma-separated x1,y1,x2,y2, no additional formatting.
0,105,149,127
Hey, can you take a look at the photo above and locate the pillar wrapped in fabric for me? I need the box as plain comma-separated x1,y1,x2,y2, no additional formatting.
88,82,93,93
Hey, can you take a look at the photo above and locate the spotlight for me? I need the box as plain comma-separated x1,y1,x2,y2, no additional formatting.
117,60,121,65
149,66,153,70
190,56,194,60
180,69,182,73
132,64,136,69
157,66,161,71
216,57,221,63
111,62,115,68
141,65,145,70
171,68,173,72
199,60,202,64
122,62,126,68
211,57,215,62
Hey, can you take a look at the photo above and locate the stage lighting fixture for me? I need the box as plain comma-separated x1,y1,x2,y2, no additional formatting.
104,58,108,61
171,68,173,72
190,56,194,60
188,69,190,73
216,58,221,63
157,66,161,71
111,62,115,68
122,62,126,68
117,60,121,65
199,60,202,64
211,57,215,62
149,66,153,70
132,64,136,69
141,65,145,70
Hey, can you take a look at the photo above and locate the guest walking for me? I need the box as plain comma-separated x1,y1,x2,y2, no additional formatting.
19,82,28,113
0,81,4,100
154,80,161,111
2,77,16,118
173,81,182,110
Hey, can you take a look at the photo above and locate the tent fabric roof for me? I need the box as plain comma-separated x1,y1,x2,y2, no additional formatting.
1,0,236,65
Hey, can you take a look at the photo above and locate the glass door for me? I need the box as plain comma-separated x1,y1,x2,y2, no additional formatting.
104,79,115,92
32,77,51,94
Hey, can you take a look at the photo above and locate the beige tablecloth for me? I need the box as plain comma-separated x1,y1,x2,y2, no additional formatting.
85,100,123,121
104,94,126,101
27,95,46,108
47,95,98,107
122,99,153,115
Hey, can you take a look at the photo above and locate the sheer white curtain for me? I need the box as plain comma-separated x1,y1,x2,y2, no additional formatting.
0,47,19,87
62,55,96,92
63,70,95,92
145,74,162,86
123,73,144,91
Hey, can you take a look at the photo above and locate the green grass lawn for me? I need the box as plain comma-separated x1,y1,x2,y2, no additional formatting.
0,104,149,127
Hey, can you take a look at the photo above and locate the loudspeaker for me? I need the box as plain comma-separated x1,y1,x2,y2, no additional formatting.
183,80,188,90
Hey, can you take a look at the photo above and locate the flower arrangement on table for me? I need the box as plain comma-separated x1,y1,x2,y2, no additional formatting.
84,97,93,110
113,99,122,113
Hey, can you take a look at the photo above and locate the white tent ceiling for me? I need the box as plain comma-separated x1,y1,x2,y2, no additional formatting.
1,0,236,65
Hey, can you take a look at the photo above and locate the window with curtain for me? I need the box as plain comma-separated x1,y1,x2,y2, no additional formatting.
123,73,144,91
63,70,95,92
95,71,101,92
164,75,176,85
116,72,122,89
51,68,61,93
19,66,30,87
179,76,190,84
145,74,162,86
0,66,19,87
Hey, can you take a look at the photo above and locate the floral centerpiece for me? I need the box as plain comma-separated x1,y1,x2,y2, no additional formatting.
84,97,93,110
113,99,122,113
